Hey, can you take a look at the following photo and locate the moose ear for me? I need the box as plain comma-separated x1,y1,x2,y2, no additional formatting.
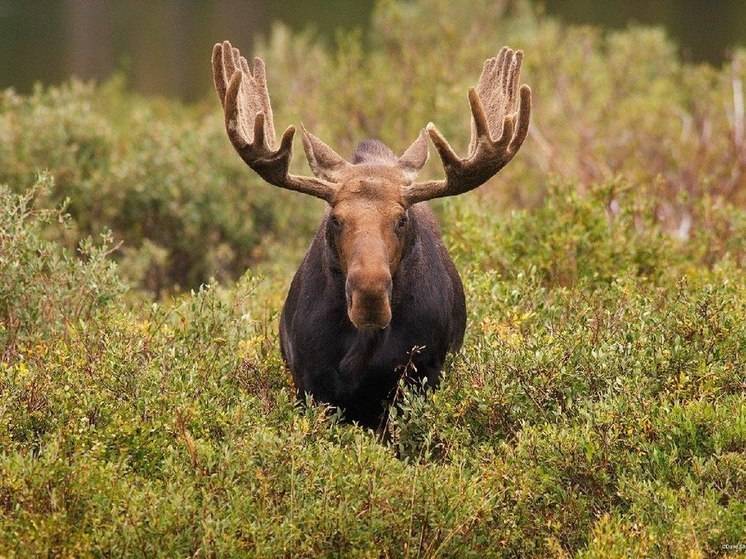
398,129,430,182
301,125,351,182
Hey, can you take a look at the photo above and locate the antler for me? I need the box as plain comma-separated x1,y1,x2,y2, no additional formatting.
402,47,531,204
212,41,336,201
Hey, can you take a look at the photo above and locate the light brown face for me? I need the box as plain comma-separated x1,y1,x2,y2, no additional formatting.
327,165,411,330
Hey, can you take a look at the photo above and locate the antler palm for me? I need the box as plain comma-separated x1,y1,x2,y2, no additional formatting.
404,47,531,203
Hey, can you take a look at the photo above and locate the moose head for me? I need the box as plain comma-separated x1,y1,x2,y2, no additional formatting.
212,41,530,331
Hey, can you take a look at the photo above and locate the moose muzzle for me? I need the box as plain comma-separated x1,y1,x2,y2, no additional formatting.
345,266,393,330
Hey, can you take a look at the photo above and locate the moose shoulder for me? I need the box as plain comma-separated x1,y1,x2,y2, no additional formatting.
212,41,531,428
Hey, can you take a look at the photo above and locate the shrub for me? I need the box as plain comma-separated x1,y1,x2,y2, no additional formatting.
0,81,321,295
0,174,124,361
1,175,744,556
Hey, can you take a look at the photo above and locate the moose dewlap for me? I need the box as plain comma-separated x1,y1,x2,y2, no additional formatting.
212,40,531,428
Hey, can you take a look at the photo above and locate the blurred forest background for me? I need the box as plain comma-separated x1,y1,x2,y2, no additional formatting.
4,0,746,295
3,0,746,100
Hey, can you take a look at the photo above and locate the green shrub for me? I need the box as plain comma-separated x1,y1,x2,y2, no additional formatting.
0,81,321,295
1,174,744,556
0,175,124,360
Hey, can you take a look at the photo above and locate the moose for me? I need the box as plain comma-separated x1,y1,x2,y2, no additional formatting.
212,41,531,428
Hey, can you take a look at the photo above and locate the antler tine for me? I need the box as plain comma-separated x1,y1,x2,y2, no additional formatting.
403,46,532,205
211,43,228,108
212,41,336,201
249,56,276,147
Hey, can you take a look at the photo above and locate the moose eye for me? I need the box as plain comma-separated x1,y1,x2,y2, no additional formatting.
396,213,408,230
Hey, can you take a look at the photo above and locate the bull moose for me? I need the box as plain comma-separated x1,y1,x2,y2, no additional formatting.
212,41,531,428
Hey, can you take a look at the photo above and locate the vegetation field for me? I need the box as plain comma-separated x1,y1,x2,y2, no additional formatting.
1,1,745,556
